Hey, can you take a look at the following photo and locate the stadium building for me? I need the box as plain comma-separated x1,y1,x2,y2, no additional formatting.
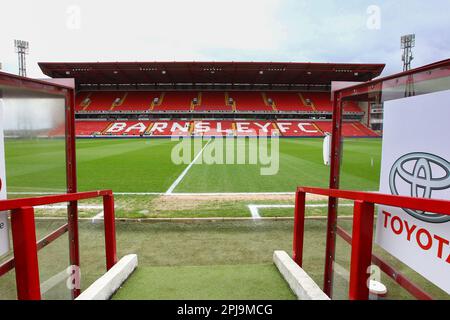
38,61,385,138
2,58,449,302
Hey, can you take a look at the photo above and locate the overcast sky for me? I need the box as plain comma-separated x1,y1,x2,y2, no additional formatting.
1,0,449,78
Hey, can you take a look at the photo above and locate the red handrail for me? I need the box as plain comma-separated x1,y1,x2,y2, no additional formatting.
0,190,111,211
0,190,117,300
297,187,450,215
293,186,450,300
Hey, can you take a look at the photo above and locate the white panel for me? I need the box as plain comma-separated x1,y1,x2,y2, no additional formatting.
376,90,450,293
0,99,9,257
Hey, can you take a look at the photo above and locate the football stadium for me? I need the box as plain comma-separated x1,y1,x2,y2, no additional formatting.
0,0,449,311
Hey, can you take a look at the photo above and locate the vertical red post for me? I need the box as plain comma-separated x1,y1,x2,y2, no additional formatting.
323,91,343,297
293,190,306,266
103,194,117,270
65,90,80,299
349,200,375,300
10,207,41,300
67,201,80,298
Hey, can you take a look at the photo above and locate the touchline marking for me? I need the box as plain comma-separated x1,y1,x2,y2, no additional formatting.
165,139,212,195
36,205,103,210
8,192,295,196
91,210,104,223
169,192,295,196
9,192,62,195
247,203,354,220
248,204,294,219
8,191,296,196
333,261,350,281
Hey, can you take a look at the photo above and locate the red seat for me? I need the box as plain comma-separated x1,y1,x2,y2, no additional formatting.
84,92,118,111
195,92,230,111
267,92,311,112
74,120,379,137
114,92,158,111
275,121,323,136
231,92,272,112
301,92,332,112
76,121,111,135
154,92,197,111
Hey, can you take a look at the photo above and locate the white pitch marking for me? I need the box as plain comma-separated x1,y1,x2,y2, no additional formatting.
8,191,296,196
248,204,294,219
165,139,212,195
333,261,350,281
115,192,163,195
40,267,72,295
36,205,103,210
91,210,104,223
111,192,295,196
9,192,62,195
247,203,354,220
169,192,295,196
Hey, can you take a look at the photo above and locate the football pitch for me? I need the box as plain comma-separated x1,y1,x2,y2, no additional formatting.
6,137,382,194
4,137,382,219
1,219,447,300
3,137,449,300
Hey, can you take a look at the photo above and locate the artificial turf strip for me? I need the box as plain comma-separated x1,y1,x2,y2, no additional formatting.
112,264,296,300
1,220,448,300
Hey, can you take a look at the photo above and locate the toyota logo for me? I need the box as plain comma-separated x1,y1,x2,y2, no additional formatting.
389,152,450,223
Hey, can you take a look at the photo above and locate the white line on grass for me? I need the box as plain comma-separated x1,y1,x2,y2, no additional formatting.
91,211,104,223
165,139,212,195
9,191,296,196
247,203,354,220
36,205,103,210
169,192,295,196
9,192,62,195
248,204,294,219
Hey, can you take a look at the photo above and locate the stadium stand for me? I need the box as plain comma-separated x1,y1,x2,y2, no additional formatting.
40,61,384,141
192,120,235,136
75,121,110,136
73,120,378,138
234,121,278,136
46,124,67,137
115,91,154,111
73,90,365,113
230,91,272,112
300,92,331,112
350,122,378,136
275,121,324,137
195,91,230,112
343,101,362,113
103,121,152,136
153,91,197,111
148,120,191,136
265,92,310,112
314,121,378,137
83,92,119,111
75,92,92,111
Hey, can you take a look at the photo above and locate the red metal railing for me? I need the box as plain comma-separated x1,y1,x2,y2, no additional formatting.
293,186,450,300
0,190,117,300
326,59,450,298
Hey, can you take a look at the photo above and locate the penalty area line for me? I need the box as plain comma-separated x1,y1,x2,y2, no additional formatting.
165,139,212,195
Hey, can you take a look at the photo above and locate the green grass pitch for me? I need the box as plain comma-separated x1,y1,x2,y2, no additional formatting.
5,137,382,194
1,220,447,300
3,137,448,300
